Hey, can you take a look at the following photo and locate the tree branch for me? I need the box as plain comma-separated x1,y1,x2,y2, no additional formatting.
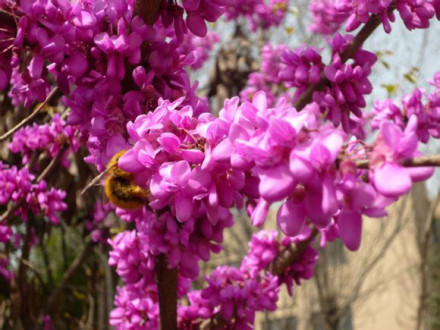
355,154,440,169
268,228,319,276
156,254,178,330
0,87,59,142
294,11,388,111
134,0,163,25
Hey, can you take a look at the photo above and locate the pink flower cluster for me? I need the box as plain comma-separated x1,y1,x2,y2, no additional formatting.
241,35,375,136
313,34,376,135
0,161,66,283
309,0,440,35
110,281,159,330
279,46,324,101
216,90,433,251
241,44,289,106
367,116,433,198
179,230,318,328
109,230,156,285
241,43,324,107
85,201,114,243
118,97,245,224
0,0,223,172
180,267,279,329
371,85,440,143
338,0,438,33
241,230,318,294
160,0,228,39
224,0,289,31
309,0,350,35
178,32,220,70
108,228,317,329
0,162,67,224
9,114,78,166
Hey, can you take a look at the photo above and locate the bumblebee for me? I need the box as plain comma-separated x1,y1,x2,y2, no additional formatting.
81,150,149,209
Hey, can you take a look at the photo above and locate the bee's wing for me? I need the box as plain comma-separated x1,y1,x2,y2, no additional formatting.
79,168,110,195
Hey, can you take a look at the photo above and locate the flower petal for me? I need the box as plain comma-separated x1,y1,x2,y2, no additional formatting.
338,209,362,251
277,200,305,237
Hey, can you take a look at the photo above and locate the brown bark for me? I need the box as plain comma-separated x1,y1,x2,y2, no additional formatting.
156,254,178,330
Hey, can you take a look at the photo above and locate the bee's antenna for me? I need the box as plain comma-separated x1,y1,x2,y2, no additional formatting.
79,168,110,195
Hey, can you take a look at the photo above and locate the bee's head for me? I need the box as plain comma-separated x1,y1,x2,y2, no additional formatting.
108,150,132,179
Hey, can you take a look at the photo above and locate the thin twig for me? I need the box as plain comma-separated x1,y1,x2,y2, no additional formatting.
35,148,66,183
21,258,46,288
0,8,18,19
356,154,440,169
0,87,59,142
0,44,13,54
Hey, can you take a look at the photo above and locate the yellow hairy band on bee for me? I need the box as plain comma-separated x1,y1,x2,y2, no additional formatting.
79,150,128,196
104,150,150,209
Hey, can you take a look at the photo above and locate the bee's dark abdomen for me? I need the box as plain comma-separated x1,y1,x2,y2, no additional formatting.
105,176,148,209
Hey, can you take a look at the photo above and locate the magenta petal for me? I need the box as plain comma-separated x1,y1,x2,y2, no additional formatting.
94,32,114,53
396,131,418,157
138,149,155,168
118,148,144,173
171,161,191,186
217,180,233,208
29,54,44,78
322,175,338,216
338,209,362,251
405,166,434,182
66,52,88,77
252,91,267,112
183,0,200,11
231,151,251,170
72,10,97,28
352,182,375,210
268,118,296,144
304,191,331,228
251,199,269,227
211,138,234,161
374,162,411,198
175,194,193,222
158,132,181,155
258,164,295,202
318,130,344,161
181,149,205,163
310,142,331,169
381,122,401,149
277,200,305,237
186,14,207,37
290,153,314,182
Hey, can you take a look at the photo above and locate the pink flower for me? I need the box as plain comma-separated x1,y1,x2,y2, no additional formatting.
370,116,434,198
